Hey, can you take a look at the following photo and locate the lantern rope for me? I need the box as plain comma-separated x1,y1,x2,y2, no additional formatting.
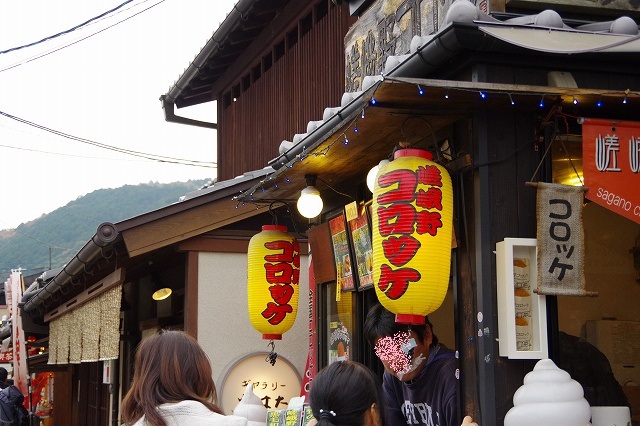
267,200,308,237
268,201,285,225
316,177,356,202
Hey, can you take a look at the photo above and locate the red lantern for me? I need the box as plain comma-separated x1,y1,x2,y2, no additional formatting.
247,225,300,339
372,148,454,325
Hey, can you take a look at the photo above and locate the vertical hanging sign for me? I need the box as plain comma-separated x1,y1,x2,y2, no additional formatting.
535,183,596,297
582,118,640,225
9,271,28,395
300,255,316,398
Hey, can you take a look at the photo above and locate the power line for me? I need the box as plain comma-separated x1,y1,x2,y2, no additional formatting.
0,142,178,163
0,0,135,55
0,110,217,168
0,0,165,73
0,219,74,251
0,120,215,165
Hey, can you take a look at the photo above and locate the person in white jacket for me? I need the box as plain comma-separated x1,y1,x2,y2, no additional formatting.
121,330,248,426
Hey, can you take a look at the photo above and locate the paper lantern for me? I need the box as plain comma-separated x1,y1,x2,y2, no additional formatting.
248,225,300,339
372,148,453,325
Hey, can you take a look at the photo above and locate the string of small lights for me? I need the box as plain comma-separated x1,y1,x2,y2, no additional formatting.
232,75,639,207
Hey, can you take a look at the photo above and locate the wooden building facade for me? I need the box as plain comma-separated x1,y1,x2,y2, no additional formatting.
20,0,640,425
166,0,640,424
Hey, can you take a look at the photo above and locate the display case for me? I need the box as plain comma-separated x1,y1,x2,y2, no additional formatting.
496,238,548,359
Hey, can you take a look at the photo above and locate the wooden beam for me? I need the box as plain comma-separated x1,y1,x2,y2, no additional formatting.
184,251,198,339
121,201,269,258
44,268,125,322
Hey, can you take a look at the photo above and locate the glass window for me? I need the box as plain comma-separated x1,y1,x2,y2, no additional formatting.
324,285,356,365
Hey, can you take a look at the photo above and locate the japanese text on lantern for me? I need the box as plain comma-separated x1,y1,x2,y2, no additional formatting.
376,165,444,299
262,239,300,325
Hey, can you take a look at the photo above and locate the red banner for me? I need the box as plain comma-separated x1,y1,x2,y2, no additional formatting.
9,271,28,395
300,256,316,398
582,118,640,224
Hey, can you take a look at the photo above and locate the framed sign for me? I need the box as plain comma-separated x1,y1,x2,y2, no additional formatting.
496,238,548,360
329,212,356,291
220,353,301,413
348,204,374,290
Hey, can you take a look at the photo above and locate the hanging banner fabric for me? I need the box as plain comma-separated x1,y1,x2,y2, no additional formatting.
300,255,317,398
48,283,122,364
536,183,596,297
582,118,640,225
9,271,29,395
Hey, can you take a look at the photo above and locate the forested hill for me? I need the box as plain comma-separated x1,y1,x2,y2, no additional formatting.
0,179,210,279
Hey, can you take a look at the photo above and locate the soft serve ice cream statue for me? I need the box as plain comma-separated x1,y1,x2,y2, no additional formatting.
233,383,267,426
504,358,591,426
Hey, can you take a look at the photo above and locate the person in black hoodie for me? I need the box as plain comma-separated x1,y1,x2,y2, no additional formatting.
0,369,13,390
0,384,28,426
364,304,459,426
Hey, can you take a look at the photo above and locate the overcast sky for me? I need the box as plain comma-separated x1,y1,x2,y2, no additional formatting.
0,0,237,230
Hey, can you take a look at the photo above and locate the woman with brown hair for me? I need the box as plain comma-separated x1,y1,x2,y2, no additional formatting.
121,330,247,426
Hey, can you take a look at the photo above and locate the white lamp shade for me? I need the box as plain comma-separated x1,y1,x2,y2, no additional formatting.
367,159,390,193
297,186,323,218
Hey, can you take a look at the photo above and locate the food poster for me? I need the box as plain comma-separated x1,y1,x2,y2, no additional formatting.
301,406,315,425
513,256,532,351
329,213,355,291
283,408,302,426
348,209,374,289
266,410,283,426
328,321,351,364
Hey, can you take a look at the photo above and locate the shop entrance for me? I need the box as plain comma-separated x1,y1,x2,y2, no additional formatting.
74,362,109,426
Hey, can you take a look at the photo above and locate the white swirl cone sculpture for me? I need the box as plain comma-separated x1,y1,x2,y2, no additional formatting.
233,383,267,426
504,359,591,426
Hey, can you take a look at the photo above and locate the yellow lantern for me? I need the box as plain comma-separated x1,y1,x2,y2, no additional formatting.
372,148,453,325
248,225,300,339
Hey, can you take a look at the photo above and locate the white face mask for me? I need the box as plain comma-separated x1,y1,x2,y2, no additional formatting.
375,332,424,378
396,352,426,380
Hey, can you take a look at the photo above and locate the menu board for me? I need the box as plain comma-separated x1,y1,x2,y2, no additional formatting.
329,213,355,291
266,406,316,426
513,256,532,351
348,209,374,290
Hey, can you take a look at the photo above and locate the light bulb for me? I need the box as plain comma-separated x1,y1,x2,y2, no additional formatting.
366,159,390,193
297,186,323,218
152,287,172,301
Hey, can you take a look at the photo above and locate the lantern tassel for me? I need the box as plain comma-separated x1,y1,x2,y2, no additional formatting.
266,340,278,366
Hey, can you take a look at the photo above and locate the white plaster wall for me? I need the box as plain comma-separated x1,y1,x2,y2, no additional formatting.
197,251,309,401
